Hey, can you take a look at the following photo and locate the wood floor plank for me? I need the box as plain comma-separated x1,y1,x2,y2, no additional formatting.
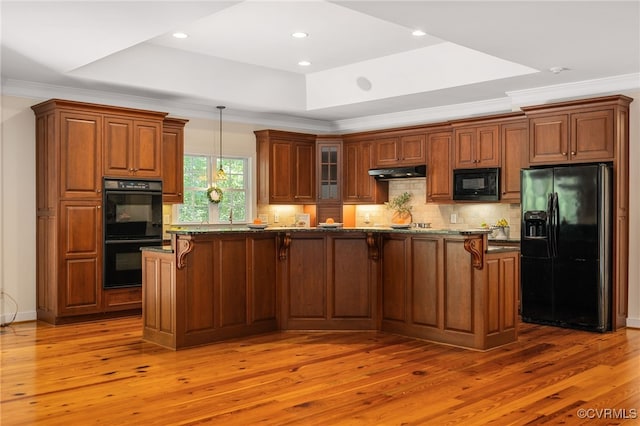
2,317,639,425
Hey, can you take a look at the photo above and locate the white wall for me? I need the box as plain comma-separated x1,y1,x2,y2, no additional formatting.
2,92,639,327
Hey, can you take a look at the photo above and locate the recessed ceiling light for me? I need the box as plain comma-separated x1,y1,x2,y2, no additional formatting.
412,30,426,37
292,32,309,38
172,32,188,39
298,60,311,67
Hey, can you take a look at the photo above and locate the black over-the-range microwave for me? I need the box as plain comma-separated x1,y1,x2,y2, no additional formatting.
453,167,500,201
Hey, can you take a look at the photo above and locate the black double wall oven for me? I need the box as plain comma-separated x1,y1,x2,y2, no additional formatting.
103,178,163,289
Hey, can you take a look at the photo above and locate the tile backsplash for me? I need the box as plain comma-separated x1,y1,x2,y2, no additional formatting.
256,178,522,239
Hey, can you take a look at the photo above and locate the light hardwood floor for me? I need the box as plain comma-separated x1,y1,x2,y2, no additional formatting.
1,317,639,425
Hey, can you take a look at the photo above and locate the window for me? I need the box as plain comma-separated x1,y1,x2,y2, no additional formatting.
175,154,250,224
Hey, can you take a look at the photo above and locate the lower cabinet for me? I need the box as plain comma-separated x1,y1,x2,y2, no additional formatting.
143,231,518,350
143,233,278,349
280,231,378,330
381,233,519,350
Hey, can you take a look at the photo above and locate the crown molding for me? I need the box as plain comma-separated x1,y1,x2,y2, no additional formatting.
0,79,335,133
506,73,640,108
332,97,514,134
3,74,638,135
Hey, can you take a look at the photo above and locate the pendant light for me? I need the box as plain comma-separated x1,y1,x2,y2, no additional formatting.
215,105,227,181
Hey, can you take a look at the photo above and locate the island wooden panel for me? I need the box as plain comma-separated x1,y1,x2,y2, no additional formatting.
143,230,517,350
280,231,378,330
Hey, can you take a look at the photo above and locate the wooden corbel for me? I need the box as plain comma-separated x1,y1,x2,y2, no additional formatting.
176,236,194,270
366,232,379,260
463,236,484,270
279,232,292,260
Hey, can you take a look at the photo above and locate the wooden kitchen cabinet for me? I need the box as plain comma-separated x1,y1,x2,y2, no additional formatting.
485,250,520,334
500,120,528,202
525,103,616,165
57,111,103,200
162,118,188,203
426,130,453,203
374,134,426,167
280,232,377,330
104,116,163,178
381,233,518,350
143,232,278,349
343,140,388,204
453,124,500,169
255,130,316,204
58,201,103,317
32,99,169,324
316,136,343,223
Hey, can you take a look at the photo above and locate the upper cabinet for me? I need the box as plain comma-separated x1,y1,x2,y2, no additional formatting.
104,116,163,178
523,97,627,165
453,124,500,169
162,118,188,204
316,136,342,204
426,129,453,203
343,140,388,204
374,133,426,167
256,130,316,204
57,111,104,200
500,120,528,202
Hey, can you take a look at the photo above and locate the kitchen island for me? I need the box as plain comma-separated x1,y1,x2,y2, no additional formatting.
142,227,519,350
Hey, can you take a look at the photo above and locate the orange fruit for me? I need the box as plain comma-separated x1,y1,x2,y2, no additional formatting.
253,218,262,224
326,217,334,224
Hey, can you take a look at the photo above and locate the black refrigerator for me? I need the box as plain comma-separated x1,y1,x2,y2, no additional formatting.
520,163,612,332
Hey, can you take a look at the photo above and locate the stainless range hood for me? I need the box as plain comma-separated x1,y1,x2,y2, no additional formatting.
368,165,427,180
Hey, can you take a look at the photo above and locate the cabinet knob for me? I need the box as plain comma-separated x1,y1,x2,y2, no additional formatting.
96,189,101,193
178,192,182,196
97,206,101,209
571,151,576,155
562,152,567,156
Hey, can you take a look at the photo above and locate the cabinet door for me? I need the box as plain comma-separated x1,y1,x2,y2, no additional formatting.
132,120,162,177
500,121,528,202
270,141,294,202
529,114,569,164
59,201,102,316
399,134,426,164
59,111,102,199
356,142,379,203
374,137,400,166
571,109,614,162
162,122,184,203
343,143,360,203
476,125,500,167
317,142,341,203
454,128,475,168
104,116,133,176
382,235,408,322
426,131,453,202
293,142,315,202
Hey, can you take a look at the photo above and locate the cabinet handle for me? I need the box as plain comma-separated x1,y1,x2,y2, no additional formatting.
97,206,101,209
562,152,567,156
96,189,101,193
178,192,182,196
571,151,576,155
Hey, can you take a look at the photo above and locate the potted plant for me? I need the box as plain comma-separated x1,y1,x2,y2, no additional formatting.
386,192,413,224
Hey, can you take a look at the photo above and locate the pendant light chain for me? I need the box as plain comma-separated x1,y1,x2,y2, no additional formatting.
216,105,227,181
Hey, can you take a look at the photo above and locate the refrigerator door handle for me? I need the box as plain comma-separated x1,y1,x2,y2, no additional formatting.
546,193,554,257
552,192,559,257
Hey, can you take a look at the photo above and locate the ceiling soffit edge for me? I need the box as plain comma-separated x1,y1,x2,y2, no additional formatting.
2,74,638,134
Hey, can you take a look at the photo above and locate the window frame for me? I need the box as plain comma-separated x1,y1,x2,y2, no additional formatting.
173,153,251,225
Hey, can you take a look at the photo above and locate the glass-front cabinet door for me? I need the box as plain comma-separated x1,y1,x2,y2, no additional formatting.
317,138,342,203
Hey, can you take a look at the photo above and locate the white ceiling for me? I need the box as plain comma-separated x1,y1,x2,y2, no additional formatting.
2,1,639,132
